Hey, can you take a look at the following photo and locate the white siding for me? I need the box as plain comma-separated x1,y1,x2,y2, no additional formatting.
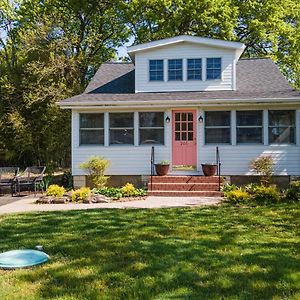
72,110,171,176
72,109,300,176
135,42,235,93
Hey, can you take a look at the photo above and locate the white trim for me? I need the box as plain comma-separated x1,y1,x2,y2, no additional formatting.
59,97,300,109
134,111,139,146
127,35,245,62
263,109,268,146
231,110,236,145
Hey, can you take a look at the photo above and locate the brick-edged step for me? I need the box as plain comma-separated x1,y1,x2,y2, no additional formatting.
150,175,221,184
148,190,224,197
149,183,220,191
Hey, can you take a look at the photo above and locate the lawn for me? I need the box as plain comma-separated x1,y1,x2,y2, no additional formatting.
0,204,299,300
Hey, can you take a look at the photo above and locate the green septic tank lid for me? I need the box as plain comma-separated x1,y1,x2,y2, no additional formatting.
0,249,49,269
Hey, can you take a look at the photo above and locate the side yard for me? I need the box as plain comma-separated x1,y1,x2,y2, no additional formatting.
0,204,299,299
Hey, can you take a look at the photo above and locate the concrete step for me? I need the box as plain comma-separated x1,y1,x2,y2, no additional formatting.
148,190,224,197
148,182,220,191
150,175,221,184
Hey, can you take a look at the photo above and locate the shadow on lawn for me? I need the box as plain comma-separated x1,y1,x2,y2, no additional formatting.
0,205,299,299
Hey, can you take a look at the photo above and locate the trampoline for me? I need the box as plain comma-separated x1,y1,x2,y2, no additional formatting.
0,249,49,269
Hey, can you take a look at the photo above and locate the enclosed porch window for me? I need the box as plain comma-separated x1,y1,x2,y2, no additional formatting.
139,112,164,145
237,111,263,144
109,113,134,145
79,113,104,145
268,110,295,144
205,111,231,144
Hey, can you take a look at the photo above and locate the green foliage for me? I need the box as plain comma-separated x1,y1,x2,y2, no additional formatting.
80,156,110,188
159,160,170,165
244,183,260,194
225,188,251,204
222,183,238,192
61,171,73,189
285,181,300,202
94,183,147,199
253,185,281,204
250,156,274,185
46,184,65,197
71,187,91,202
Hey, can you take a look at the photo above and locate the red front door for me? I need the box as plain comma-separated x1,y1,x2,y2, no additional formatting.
172,110,197,167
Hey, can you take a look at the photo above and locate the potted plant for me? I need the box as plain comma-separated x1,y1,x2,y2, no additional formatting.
201,163,217,176
155,160,170,176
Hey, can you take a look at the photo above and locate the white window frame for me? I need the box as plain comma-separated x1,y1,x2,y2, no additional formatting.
79,113,104,146
109,112,134,145
168,59,183,81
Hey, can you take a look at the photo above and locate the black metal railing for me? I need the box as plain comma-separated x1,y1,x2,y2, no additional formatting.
150,146,155,191
216,146,221,191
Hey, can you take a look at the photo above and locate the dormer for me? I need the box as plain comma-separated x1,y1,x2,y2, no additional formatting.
127,35,245,93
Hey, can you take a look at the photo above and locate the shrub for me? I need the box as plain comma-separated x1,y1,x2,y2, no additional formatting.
121,183,137,197
222,183,238,193
61,171,73,189
80,156,110,188
250,156,274,186
72,187,91,202
252,185,280,204
244,183,260,194
95,187,123,199
46,184,65,197
225,188,251,204
285,181,300,201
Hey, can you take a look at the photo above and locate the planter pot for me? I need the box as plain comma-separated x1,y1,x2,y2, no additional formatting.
155,164,170,176
201,164,217,176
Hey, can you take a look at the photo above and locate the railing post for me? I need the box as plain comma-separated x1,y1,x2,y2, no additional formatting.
150,146,154,191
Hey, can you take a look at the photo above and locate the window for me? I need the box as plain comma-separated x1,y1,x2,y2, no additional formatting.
237,111,263,144
206,57,221,80
149,60,164,81
80,114,104,145
268,110,295,144
168,59,182,81
187,58,202,80
109,113,134,145
139,112,164,145
205,111,231,144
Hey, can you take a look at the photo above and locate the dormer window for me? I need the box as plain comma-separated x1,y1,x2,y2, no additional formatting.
187,58,202,80
149,60,164,81
206,58,221,80
168,59,182,81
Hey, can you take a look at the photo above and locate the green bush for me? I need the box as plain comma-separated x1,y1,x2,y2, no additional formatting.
222,183,238,193
252,185,280,204
250,156,274,186
94,184,147,199
225,188,251,204
285,181,300,201
61,171,73,189
46,184,65,197
244,183,260,194
72,187,91,202
80,156,110,188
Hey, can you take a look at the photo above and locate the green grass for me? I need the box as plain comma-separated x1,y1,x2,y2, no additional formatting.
0,204,299,300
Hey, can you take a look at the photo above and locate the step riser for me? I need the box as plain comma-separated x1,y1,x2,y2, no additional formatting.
148,183,220,191
150,176,221,184
148,191,224,197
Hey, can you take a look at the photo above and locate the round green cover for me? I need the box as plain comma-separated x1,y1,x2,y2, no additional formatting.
0,250,49,269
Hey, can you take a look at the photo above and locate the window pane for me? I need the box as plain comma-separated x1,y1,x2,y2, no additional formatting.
205,128,231,144
149,60,164,81
237,128,263,144
205,111,230,126
168,59,182,81
110,129,134,145
80,114,103,128
237,111,263,126
269,110,295,126
140,129,164,145
187,58,202,80
110,113,133,128
269,127,295,144
207,58,221,80
80,130,104,145
139,112,164,127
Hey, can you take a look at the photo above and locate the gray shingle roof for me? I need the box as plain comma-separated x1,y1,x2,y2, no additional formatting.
60,58,300,106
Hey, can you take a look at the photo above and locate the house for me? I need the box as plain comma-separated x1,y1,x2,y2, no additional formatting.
59,35,300,191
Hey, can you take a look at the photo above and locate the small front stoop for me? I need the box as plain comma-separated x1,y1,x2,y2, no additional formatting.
148,176,223,197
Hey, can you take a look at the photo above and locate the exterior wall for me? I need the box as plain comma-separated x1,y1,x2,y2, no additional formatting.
72,108,300,177
135,43,235,93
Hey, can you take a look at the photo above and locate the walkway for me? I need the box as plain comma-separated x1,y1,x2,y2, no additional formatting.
0,194,222,214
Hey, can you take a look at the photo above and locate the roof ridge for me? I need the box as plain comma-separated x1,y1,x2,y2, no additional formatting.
103,61,133,64
239,57,271,61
